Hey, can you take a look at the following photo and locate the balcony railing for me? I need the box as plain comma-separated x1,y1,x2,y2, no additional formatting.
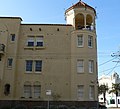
0,44,5,54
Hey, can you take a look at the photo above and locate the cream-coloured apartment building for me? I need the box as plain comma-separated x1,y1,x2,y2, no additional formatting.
0,1,98,108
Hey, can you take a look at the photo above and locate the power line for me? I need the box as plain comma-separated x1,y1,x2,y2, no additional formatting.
106,62,119,75
98,57,116,66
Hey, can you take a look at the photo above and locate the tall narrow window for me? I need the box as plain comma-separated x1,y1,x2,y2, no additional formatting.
89,85,95,100
78,85,84,101
77,60,84,73
77,35,83,47
4,84,10,96
36,36,43,47
7,58,13,67
35,60,42,72
34,82,41,98
27,37,34,46
88,35,93,48
89,60,94,73
10,34,15,41
24,85,32,98
26,60,33,72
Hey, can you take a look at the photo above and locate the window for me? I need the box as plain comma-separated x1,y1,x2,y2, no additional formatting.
10,34,15,41
35,60,42,72
26,60,33,72
7,58,13,67
77,60,84,73
4,84,10,96
77,35,83,47
89,85,94,100
24,85,32,98
88,35,93,48
110,99,115,104
36,36,43,47
26,36,44,47
34,82,41,98
25,60,43,73
78,85,84,101
27,37,34,46
89,60,94,73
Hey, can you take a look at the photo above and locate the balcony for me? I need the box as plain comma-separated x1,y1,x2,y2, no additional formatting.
0,44,5,55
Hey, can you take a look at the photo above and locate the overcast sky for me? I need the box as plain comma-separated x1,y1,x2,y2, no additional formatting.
0,0,120,77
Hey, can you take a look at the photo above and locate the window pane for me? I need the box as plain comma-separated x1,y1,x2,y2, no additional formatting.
78,85,84,101
24,85,32,98
35,60,42,72
27,37,34,46
36,36,43,47
89,85,94,100
34,85,41,98
28,42,34,46
77,60,84,73
26,60,33,72
8,58,13,67
88,35,93,47
78,35,83,47
89,60,94,73
11,34,15,41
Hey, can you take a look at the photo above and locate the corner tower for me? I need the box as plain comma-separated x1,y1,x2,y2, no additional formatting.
65,1,98,107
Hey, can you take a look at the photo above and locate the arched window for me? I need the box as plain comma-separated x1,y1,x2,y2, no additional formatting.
4,84,10,95
75,13,84,30
33,81,41,98
24,81,32,98
86,14,93,30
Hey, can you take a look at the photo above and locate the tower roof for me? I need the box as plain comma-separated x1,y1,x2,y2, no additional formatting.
65,1,96,14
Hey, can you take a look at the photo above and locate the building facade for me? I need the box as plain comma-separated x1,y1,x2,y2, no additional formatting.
0,1,98,108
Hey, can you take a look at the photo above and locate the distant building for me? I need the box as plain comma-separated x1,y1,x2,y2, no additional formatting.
99,72,120,107
0,1,98,108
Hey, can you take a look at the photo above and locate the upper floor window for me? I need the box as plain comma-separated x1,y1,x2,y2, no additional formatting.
88,35,93,48
25,60,42,73
7,58,13,67
77,60,84,73
26,60,33,72
77,85,84,101
27,37,34,47
36,36,43,47
35,60,42,72
27,36,44,47
10,34,15,42
77,35,83,47
89,60,94,73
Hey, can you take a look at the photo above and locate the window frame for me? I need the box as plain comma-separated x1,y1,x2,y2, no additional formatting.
77,34,84,47
24,85,32,98
89,60,94,73
27,37,34,47
89,85,95,100
77,85,84,101
88,35,93,48
26,60,33,73
35,36,44,47
7,58,13,68
77,59,84,73
10,34,15,42
34,85,41,98
35,60,42,73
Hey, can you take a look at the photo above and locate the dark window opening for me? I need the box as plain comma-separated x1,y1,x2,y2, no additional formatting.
4,84,10,96
110,99,115,104
11,34,15,41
